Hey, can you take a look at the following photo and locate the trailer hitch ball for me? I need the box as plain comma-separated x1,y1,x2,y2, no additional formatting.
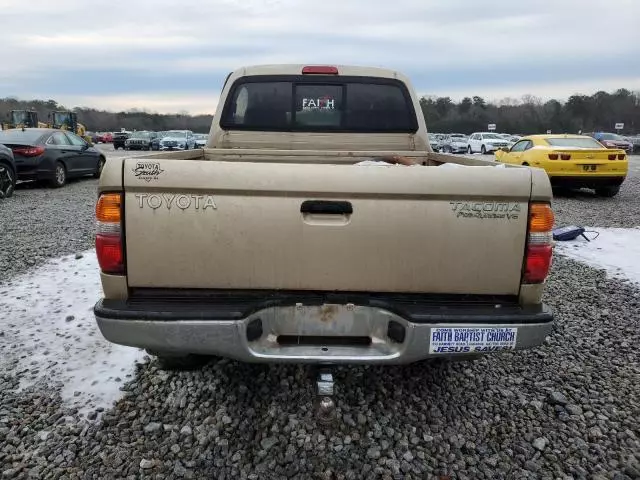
316,396,336,424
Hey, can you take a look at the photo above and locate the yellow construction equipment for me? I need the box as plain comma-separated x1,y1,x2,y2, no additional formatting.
1,110,48,130
49,111,92,142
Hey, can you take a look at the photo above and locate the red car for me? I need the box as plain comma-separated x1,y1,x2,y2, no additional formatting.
593,132,633,152
96,132,113,143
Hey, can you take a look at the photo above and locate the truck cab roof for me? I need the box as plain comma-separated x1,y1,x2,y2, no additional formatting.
230,64,410,81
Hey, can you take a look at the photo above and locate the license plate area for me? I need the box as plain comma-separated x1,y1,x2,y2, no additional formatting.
277,335,372,346
582,164,597,171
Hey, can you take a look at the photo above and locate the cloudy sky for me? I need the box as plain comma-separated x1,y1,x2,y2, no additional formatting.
1,0,638,114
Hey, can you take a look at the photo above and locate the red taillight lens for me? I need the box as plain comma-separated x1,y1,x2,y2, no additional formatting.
548,153,559,160
618,153,626,160
524,245,553,284
524,203,554,284
96,234,124,274
560,153,571,160
302,65,339,74
96,193,124,275
12,146,45,157
608,154,616,160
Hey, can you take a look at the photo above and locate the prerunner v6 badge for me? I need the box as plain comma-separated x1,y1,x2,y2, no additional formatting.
429,327,518,354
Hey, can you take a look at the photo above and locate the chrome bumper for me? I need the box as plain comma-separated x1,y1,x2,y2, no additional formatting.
95,302,553,365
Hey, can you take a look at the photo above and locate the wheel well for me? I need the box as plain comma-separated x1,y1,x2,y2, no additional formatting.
0,158,16,176
522,162,529,166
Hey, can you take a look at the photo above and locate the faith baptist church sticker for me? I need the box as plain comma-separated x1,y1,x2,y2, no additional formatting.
429,327,518,354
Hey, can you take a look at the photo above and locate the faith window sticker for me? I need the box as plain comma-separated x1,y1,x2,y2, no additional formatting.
302,95,335,110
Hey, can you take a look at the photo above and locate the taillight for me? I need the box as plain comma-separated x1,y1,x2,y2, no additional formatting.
12,146,45,157
618,153,626,160
608,154,617,160
524,203,554,284
548,153,559,160
560,153,571,160
302,65,339,75
96,192,124,275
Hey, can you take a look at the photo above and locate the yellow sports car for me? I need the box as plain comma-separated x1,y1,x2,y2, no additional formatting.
494,134,628,197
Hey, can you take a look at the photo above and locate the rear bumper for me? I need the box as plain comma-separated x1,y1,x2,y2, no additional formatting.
16,158,53,181
94,295,554,364
549,175,626,188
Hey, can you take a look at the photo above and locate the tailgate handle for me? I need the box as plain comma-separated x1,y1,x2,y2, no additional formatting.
301,200,353,215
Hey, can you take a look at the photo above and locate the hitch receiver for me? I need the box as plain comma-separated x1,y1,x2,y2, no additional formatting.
314,368,337,424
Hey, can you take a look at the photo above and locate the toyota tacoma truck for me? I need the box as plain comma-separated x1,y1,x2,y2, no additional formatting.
93,64,555,413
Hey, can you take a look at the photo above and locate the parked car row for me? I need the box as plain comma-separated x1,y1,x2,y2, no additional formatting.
430,130,637,155
429,132,522,153
85,130,211,151
0,128,106,195
111,130,209,151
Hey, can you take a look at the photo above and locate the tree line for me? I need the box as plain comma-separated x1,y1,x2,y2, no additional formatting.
0,98,214,133
2,87,639,135
419,88,640,135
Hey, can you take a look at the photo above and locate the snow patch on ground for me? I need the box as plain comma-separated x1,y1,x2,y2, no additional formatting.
555,227,640,285
0,250,145,418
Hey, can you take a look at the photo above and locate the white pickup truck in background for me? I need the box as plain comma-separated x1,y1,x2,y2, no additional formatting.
93,64,555,421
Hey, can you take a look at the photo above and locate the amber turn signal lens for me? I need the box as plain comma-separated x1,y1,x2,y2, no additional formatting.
96,193,122,223
528,203,554,232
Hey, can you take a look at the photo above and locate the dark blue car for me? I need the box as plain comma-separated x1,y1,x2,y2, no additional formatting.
0,128,106,188
0,141,16,198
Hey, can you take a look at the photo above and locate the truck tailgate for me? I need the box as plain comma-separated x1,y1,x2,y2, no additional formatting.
122,159,532,295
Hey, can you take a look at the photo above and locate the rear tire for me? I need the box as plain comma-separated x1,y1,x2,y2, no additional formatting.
481,145,487,154
552,186,571,196
0,163,16,199
148,351,210,371
595,185,620,197
93,156,105,178
50,161,66,188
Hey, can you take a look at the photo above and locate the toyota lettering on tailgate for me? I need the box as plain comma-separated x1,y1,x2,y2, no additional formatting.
134,193,217,211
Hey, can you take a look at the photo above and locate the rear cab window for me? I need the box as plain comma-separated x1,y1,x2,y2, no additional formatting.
220,75,418,133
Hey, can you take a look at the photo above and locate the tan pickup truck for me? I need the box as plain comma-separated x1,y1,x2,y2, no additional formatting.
94,65,555,385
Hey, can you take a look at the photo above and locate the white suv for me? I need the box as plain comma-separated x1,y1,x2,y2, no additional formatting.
467,132,510,154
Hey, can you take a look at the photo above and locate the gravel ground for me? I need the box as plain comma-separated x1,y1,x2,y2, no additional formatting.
1,152,639,479
0,145,148,279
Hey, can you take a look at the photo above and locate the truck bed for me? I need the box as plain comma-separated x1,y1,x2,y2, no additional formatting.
127,146,516,166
